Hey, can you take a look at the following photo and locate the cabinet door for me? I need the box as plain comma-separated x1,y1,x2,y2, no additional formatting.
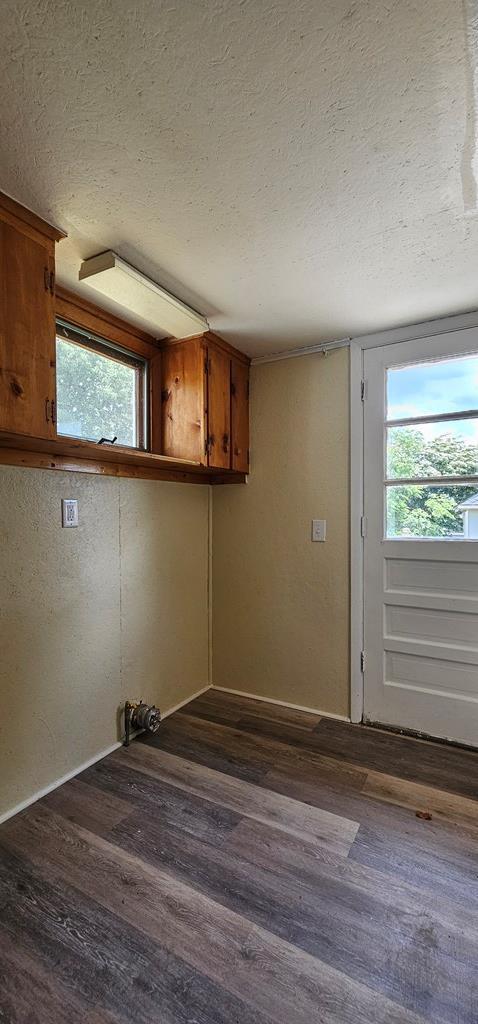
0,222,56,438
231,359,249,472
161,339,206,463
207,346,231,469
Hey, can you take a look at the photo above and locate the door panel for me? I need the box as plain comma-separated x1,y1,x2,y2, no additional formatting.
385,651,478,699
231,358,249,472
385,604,478,646
386,556,478,594
0,222,56,438
207,346,231,470
363,329,478,746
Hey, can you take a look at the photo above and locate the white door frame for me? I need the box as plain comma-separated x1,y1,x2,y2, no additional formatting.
349,308,478,724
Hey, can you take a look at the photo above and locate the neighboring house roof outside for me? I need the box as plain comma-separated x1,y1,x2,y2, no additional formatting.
457,493,478,511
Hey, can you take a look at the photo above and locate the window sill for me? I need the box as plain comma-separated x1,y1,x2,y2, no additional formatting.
0,431,247,485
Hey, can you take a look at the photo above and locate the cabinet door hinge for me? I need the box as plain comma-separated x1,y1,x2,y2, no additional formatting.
360,379,367,402
204,357,211,375
360,515,367,538
360,650,366,673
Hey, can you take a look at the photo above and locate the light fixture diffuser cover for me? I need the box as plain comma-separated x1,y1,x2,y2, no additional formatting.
79,251,208,339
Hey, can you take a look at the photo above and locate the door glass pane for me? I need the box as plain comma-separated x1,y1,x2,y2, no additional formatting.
387,420,478,479
56,337,139,447
387,353,478,421
386,483,478,538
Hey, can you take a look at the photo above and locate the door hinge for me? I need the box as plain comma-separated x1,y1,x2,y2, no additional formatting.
360,650,366,673
360,379,366,401
360,515,367,538
204,357,211,375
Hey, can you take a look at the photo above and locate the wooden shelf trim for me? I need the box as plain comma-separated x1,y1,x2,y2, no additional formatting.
0,432,246,485
0,191,65,244
160,330,251,366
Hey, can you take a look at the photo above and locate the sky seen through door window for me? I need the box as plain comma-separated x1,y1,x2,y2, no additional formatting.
387,353,478,433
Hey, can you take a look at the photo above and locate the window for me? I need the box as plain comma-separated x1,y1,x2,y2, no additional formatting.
56,321,147,449
385,352,478,538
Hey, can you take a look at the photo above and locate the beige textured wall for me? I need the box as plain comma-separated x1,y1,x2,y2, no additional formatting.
212,348,350,717
0,351,349,818
0,468,209,819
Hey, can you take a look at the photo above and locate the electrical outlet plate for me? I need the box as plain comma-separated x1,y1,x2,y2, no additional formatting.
61,498,79,528
311,519,326,542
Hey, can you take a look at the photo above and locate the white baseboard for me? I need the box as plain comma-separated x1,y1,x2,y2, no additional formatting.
211,685,350,722
0,741,123,826
163,684,211,719
0,683,212,827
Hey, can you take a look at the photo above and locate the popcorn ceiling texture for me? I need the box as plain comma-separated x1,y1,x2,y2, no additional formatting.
1,0,477,355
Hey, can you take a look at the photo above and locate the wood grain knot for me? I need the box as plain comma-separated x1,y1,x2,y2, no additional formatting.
10,377,24,396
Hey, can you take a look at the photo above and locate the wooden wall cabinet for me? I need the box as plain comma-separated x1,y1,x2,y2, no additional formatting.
160,336,206,463
207,344,231,470
0,192,249,484
0,195,64,439
160,332,250,472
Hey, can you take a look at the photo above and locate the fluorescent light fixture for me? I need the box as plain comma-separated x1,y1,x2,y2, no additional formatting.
79,251,208,339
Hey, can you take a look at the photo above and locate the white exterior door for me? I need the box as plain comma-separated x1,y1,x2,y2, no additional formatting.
363,329,478,746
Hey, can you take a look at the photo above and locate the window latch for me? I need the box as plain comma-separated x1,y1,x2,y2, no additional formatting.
97,435,118,445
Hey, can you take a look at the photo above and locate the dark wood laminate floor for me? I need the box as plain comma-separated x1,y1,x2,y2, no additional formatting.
1,690,478,1024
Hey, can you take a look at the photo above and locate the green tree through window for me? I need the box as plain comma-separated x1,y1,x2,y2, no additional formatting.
387,430,478,537
56,337,139,447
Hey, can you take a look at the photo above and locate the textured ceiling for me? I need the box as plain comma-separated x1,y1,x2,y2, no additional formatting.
1,0,478,356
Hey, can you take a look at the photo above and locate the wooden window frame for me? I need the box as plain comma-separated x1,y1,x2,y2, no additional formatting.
56,319,148,450
55,286,158,361
45,288,247,482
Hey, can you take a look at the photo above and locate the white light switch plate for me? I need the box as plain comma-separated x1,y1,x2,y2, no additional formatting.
312,519,326,542
62,498,79,528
